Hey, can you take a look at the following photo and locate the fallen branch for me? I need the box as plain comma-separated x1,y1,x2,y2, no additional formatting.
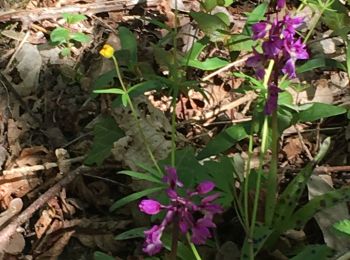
0,165,90,250
0,0,158,24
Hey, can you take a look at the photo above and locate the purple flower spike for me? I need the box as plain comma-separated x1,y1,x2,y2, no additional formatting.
196,181,215,194
277,0,286,9
138,167,222,256
164,166,183,189
139,199,162,215
252,22,269,40
143,225,164,255
191,217,216,245
264,83,282,115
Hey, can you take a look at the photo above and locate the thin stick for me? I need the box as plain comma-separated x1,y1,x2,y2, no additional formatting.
191,91,257,121
3,156,85,174
5,30,30,72
202,54,251,81
0,166,90,250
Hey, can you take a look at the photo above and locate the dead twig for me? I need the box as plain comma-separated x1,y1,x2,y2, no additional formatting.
3,156,85,175
0,165,90,250
0,0,159,24
202,54,251,81
191,91,258,121
314,165,350,174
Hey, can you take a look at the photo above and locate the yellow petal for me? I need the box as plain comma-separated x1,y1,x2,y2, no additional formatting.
99,44,114,58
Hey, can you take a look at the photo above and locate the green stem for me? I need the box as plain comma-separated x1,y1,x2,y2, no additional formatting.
243,134,254,232
187,233,202,260
265,110,278,226
247,60,274,259
111,56,162,175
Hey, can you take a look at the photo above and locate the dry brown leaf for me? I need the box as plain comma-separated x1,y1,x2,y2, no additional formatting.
35,230,75,260
282,137,303,162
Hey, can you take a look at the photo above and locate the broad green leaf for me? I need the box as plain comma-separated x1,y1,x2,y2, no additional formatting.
112,80,165,107
241,225,272,258
115,227,147,240
50,27,70,43
290,244,334,260
92,70,116,90
184,37,209,61
242,2,268,35
333,219,350,236
246,2,268,24
186,57,228,70
203,157,234,206
202,0,218,12
228,34,255,51
85,116,125,165
160,147,202,187
273,163,314,228
110,187,164,211
233,72,264,89
60,47,71,57
118,170,163,184
287,186,350,230
70,32,91,43
296,57,346,73
190,11,228,41
222,0,234,6
62,13,87,24
215,12,230,26
121,93,128,107
94,88,125,95
119,26,138,68
94,251,115,260
322,9,350,34
298,103,346,122
197,124,248,160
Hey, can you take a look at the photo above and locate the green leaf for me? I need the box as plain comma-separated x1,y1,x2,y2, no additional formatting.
85,116,125,165
70,32,91,43
119,26,138,68
287,186,350,230
118,170,163,184
246,2,268,24
202,0,218,12
215,12,230,26
94,88,125,95
241,225,272,258
60,47,71,56
115,227,147,240
121,93,128,107
190,11,228,41
203,157,234,207
298,103,346,122
197,124,248,160
50,27,70,43
273,163,315,228
110,187,164,211
296,57,346,73
94,251,115,260
322,9,350,34
333,219,350,236
62,13,87,24
186,57,228,70
290,245,334,260
228,34,255,51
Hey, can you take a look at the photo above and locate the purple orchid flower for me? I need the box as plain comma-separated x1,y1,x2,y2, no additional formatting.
139,167,222,256
247,8,309,115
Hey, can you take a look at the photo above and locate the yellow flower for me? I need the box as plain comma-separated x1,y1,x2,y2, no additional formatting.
99,44,114,58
